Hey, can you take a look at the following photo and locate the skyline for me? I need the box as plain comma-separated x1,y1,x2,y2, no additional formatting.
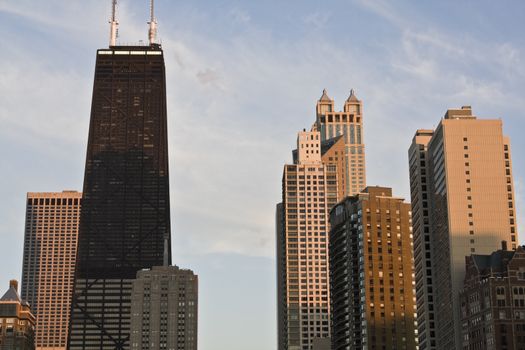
1,1,525,350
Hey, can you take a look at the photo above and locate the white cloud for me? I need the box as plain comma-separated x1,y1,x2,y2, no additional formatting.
303,12,331,29
230,8,251,24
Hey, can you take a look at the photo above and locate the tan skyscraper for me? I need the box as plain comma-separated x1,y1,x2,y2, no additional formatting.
409,107,518,350
277,90,366,350
329,187,417,350
21,191,81,350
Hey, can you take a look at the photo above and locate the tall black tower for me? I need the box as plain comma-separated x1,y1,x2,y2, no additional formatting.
68,42,171,349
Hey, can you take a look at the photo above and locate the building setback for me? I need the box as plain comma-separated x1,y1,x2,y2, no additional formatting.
460,245,525,349
21,191,81,350
277,90,366,350
0,280,36,350
409,106,518,350
68,43,171,350
130,265,198,350
329,187,417,350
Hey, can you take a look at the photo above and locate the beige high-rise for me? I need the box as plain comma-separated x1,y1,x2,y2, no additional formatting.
409,107,518,350
277,90,366,350
21,191,81,350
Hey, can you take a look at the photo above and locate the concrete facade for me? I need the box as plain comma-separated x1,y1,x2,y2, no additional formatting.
20,191,81,350
409,107,518,349
130,266,198,350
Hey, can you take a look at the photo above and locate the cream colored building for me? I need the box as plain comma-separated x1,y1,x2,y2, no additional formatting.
277,90,366,350
315,89,366,195
21,191,81,350
409,107,518,350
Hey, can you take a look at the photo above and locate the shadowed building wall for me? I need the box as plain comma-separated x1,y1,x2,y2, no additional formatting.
68,44,171,350
408,130,436,350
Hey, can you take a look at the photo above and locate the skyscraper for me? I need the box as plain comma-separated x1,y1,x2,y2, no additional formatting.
277,129,333,350
409,106,518,349
21,191,81,350
68,3,171,348
130,265,198,350
277,90,366,350
0,280,36,350
329,187,417,350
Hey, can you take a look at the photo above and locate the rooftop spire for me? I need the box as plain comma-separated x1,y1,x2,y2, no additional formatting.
148,0,158,45
319,89,331,102
109,0,119,47
346,88,359,102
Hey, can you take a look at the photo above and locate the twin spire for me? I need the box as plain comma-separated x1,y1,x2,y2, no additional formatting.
319,88,360,103
109,0,158,47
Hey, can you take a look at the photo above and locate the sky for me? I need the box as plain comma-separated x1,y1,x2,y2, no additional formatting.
1,0,525,349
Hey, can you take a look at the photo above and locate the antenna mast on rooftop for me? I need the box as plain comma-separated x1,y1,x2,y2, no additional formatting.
148,0,158,45
109,0,119,47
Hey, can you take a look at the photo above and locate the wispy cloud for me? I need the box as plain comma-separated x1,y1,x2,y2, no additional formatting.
303,12,331,29
230,8,251,24
1,0,524,265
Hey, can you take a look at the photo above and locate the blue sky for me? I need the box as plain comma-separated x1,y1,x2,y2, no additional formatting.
1,1,524,349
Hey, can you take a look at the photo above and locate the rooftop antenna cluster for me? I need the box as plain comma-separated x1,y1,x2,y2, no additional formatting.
108,0,158,47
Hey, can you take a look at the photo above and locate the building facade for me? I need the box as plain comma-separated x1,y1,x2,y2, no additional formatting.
329,187,417,350
409,106,518,349
408,130,437,350
277,90,366,350
130,266,198,350
68,43,172,349
460,245,525,349
0,280,36,350
315,89,366,196
277,129,334,350
21,191,81,350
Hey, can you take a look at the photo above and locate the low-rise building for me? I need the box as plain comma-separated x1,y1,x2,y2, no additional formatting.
0,280,36,350
460,245,525,349
130,265,198,350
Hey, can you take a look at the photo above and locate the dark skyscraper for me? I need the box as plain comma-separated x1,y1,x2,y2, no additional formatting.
68,4,171,348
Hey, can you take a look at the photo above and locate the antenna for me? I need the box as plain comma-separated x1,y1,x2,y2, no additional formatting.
148,0,158,45
163,236,169,267
109,0,119,47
